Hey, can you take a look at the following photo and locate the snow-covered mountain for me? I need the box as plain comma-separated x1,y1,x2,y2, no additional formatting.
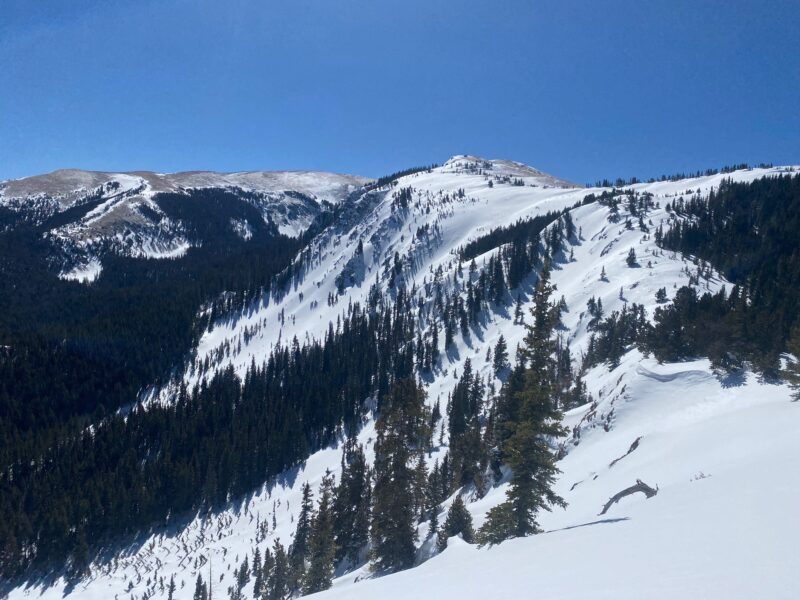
4,157,799,600
0,168,368,281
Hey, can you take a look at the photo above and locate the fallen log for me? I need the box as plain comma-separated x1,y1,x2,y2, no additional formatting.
609,436,642,468
599,479,658,515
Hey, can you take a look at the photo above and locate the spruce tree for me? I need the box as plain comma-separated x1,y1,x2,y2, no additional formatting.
303,472,337,594
260,547,274,600
332,443,371,569
493,335,510,374
478,263,567,544
193,573,208,600
252,547,263,598
267,540,290,600
289,482,313,591
626,248,637,267
370,379,429,573
785,323,800,401
514,294,524,324
436,496,475,551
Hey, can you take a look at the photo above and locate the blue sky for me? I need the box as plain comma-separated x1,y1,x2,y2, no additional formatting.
1,0,798,183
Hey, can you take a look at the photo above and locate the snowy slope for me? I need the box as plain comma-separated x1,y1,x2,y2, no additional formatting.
6,159,799,600
312,354,800,600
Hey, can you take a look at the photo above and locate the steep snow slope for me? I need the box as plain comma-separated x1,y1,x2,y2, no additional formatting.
312,353,799,600
184,159,792,388
7,159,799,600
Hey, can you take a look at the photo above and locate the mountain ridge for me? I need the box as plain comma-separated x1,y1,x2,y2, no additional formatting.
1,158,798,600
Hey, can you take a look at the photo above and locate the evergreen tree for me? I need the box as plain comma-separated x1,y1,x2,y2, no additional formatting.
785,323,800,401
447,360,485,491
289,482,313,591
626,248,637,267
370,379,429,573
260,547,274,600
332,443,371,569
478,263,567,544
168,574,176,600
493,335,510,374
252,547,263,598
267,540,290,600
436,496,475,551
193,573,208,600
428,506,439,540
303,472,337,594
514,294,524,324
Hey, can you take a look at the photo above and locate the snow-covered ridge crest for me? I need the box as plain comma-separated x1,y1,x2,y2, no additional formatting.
1,167,373,281
0,168,371,207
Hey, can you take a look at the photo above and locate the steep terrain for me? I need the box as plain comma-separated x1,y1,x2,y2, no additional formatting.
2,157,799,600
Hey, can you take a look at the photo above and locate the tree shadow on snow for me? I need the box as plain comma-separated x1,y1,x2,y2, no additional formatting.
546,517,629,534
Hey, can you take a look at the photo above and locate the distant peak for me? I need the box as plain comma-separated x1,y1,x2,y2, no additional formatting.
442,155,582,188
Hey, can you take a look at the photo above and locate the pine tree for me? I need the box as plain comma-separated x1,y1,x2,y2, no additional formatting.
436,496,475,551
168,574,176,600
303,472,337,594
478,263,567,544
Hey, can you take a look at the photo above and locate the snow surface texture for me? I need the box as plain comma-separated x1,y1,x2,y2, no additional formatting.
7,158,799,599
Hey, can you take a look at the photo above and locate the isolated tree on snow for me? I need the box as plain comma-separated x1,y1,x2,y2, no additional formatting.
436,496,475,551
626,248,637,267
493,335,510,374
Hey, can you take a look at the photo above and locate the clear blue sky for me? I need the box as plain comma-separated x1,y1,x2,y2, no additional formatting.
2,0,798,183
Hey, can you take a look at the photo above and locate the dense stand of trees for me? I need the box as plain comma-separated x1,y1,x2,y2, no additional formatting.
589,162,775,188
585,175,800,376
0,285,425,577
367,165,439,190
1,186,584,582
657,174,800,373
0,190,303,475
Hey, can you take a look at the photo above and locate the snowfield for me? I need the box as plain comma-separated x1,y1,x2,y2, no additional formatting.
312,355,799,600
6,157,800,600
